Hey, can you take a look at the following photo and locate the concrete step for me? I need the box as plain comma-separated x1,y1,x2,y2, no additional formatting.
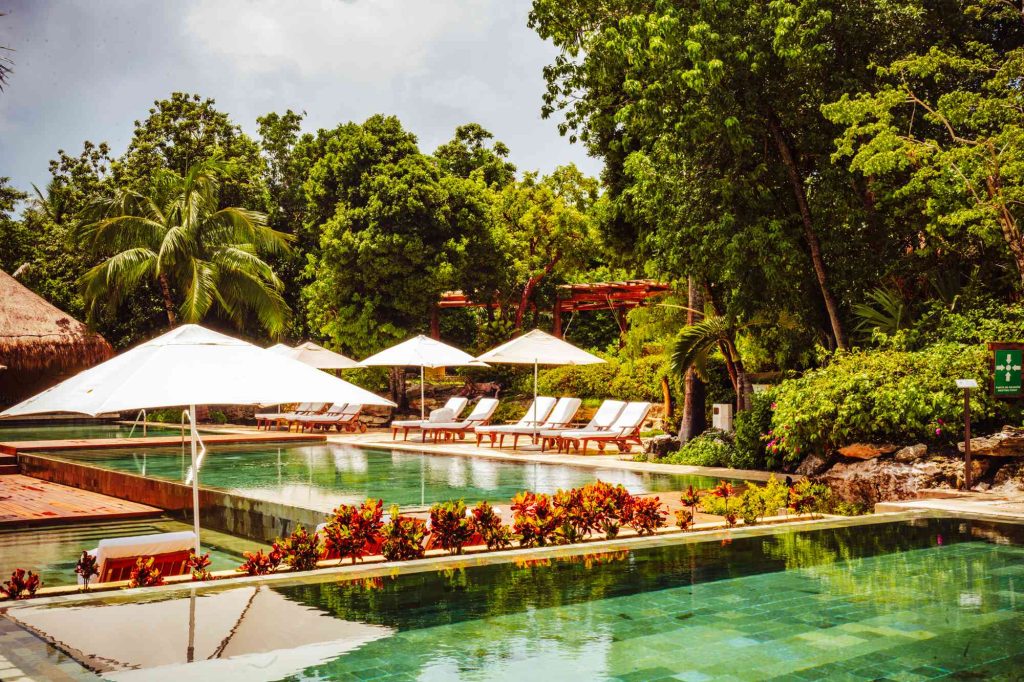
0,465,19,475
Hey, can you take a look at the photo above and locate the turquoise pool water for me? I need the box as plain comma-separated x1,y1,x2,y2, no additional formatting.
0,518,257,586
44,442,722,510
0,422,180,441
4,516,1022,680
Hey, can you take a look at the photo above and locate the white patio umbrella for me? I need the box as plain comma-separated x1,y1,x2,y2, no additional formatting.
0,324,394,553
272,341,362,370
476,329,604,447
361,335,477,420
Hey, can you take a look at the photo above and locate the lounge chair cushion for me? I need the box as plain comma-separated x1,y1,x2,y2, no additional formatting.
429,408,455,423
79,531,196,585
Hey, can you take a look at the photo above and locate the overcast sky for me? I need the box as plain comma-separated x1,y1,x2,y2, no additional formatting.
0,0,600,196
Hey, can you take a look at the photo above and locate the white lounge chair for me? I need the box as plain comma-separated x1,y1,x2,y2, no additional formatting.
390,397,470,440
474,396,558,447
295,403,365,432
485,397,581,449
421,398,500,442
540,399,626,452
256,402,315,430
562,401,652,453
77,531,196,585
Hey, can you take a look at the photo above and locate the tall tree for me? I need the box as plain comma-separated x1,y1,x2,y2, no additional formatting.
528,0,972,351
434,123,517,188
78,158,291,334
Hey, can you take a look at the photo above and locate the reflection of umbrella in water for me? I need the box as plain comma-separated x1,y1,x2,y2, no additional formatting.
9,585,393,680
468,458,501,490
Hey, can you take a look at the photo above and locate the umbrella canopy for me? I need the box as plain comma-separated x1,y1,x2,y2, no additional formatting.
361,335,476,368
8,585,394,680
476,329,604,366
1,325,392,417
0,324,394,553
266,343,292,354
276,341,362,370
477,329,603,448
362,335,477,420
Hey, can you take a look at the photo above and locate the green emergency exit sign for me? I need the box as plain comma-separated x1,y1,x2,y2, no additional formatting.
994,348,1023,396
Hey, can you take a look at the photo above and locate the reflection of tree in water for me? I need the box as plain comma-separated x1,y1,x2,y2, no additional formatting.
763,519,1024,612
275,518,1023,676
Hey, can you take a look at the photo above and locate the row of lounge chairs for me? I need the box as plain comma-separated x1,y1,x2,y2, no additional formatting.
393,396,651,453
255,402,366,433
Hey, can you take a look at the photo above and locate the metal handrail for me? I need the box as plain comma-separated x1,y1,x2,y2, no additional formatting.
127,409,148,438
183,409,207,485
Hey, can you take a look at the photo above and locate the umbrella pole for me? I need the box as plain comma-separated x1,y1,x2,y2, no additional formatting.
189,404,201,555
533,358,539,443
420,365,425,421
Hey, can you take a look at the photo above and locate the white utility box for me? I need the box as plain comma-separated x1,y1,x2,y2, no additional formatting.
712,403,734,432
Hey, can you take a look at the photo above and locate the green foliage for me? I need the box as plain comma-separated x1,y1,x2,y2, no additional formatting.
78,157,291,334
428,499,474,555
537,352,668,403
665,431,735,468
732,391,775,470
381,506,428,562
768,343,1016,463
738,475,791,525
277,526,321,572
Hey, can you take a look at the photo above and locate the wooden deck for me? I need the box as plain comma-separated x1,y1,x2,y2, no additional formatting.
0,431,326,455
0,475,161,527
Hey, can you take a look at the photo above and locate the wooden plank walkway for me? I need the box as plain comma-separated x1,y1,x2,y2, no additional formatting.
0,475,161,527
0,431,326,455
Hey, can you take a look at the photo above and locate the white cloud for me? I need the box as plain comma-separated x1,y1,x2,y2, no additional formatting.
184,0,490,83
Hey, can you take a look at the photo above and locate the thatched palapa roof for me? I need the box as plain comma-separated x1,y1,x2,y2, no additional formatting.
0,269,113,372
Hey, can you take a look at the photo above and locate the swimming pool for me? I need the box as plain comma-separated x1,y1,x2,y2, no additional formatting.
0,518,258,586
0,422,182,442
4,515,1022,680
44,442,724,510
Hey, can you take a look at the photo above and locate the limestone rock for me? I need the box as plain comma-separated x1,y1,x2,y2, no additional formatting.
795,453,831,476
894,444,928,463
816,457,960,505
990,460,1024,494
959,425,1024,457
837,443,898,460
646,434,681,460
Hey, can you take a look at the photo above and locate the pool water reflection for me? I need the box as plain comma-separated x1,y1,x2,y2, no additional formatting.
7,517,1024,680
46,443,723,510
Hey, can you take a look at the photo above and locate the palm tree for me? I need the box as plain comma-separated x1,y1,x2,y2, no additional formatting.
670,313,754,412
77,158,292,334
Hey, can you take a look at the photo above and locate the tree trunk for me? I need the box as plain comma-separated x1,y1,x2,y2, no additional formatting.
157,273,177,327
513,255,560,330
389,367,408,411
984,150,1024,289
765,111,848,350
732,355,753,412
679,276,707,442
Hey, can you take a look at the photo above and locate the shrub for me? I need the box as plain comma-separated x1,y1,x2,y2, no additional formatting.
665,431,735,467
537,359,619,399
627,496,667,535
128,557,164,588
470,501,513,550
323,499,384,564
790,480,832,517
207,410,229,424
738,475,791,525
186,550,213,581
511,491,564,547
733,390,775,470
674,507,694,529
700,481,736,518
278,526,321,572
237,545,283,576
381,505,427,561
1,569,41,600
587,480,633,539
768,343,1014,464
75,551,99,590
429,500,474,555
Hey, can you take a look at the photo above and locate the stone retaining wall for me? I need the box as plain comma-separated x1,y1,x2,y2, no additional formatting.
19,454,322,543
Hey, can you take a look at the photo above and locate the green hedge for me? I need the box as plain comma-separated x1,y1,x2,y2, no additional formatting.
767,342,1021,464
536,353,671,403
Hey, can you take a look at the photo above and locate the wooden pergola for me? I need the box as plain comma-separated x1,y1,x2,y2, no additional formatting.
435,279,671,338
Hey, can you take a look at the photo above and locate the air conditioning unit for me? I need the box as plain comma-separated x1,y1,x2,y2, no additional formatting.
712,403,734,432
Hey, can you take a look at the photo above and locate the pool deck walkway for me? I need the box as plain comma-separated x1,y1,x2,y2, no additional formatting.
0,474,162,527
0,431,326,456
